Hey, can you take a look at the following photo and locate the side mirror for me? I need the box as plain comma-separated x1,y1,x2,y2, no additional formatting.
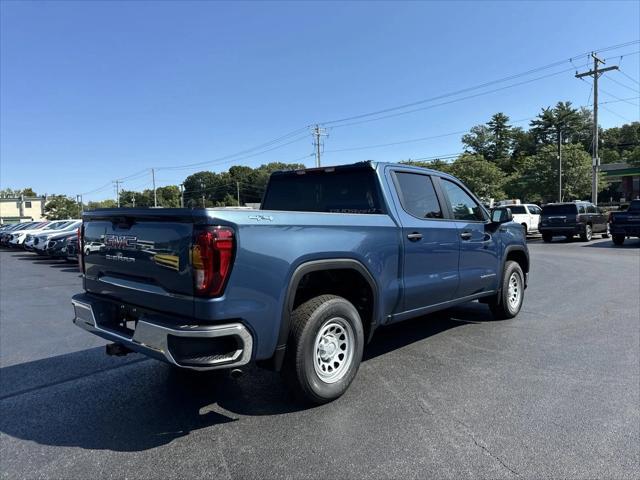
491,207,513,224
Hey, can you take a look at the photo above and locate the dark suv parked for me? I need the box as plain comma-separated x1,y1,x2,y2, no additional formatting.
539,201,608,242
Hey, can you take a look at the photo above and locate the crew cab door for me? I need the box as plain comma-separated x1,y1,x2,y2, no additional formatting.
388,169,460,311
438,178,501,298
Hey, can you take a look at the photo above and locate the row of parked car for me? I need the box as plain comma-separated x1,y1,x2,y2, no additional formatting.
500,200,639,244
0,219,80,260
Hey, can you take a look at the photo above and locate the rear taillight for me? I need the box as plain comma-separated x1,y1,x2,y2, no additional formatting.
608,212,613,223
77,226,84,273
192,226,235,297
575,214,580,222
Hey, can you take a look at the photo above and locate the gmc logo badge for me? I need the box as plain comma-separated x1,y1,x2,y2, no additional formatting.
104,234,138,250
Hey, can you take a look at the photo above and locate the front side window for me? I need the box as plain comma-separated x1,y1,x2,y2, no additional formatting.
586,204,597,214
441,179,486,221
394,172,443,219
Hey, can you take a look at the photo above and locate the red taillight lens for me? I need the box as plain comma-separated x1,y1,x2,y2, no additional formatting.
192,226,235,297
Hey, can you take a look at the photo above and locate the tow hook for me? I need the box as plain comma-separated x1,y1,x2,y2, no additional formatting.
106,342,133,356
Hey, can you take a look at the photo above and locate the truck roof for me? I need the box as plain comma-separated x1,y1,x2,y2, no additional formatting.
272,160,457,180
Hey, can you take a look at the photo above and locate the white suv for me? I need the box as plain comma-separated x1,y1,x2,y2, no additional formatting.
507,204,541,236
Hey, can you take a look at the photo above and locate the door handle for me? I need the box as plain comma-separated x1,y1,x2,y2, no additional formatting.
460,232,472,240
407,233,423,241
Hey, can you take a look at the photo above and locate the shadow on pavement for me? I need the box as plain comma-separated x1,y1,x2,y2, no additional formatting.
0,302,494,452
582,239,639,248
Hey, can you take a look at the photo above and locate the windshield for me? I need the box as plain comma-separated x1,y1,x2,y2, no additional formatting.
44,221,68,230
542,204,578,215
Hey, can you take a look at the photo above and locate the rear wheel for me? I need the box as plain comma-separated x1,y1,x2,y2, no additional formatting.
580,224,592,242
284,295,364,404
612,234,625,246
542,232,553,243
489,261,525,320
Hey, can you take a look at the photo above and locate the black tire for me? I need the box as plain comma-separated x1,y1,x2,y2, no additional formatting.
542,232,553,243
284,295,364,405
488,261,525,320
612,234,625,246
580,224,593,242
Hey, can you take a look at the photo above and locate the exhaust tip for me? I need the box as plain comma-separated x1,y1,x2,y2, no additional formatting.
106,342,132,357
229,368,243,379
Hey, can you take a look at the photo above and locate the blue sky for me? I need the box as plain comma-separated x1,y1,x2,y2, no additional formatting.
1,1,639,200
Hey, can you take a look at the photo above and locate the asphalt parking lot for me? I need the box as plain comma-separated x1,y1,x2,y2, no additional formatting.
1,238,639,479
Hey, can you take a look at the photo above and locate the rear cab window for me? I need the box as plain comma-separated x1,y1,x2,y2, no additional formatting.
262,167,384,214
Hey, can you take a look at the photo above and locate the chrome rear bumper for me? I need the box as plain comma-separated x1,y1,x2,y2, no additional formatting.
72,298,253,370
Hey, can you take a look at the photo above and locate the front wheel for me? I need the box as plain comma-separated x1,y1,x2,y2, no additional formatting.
489,261,525,320
284,295,364,405
580,224,593,242
542,232,553,243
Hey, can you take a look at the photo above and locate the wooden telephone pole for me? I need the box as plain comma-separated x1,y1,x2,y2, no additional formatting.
575,53,618,206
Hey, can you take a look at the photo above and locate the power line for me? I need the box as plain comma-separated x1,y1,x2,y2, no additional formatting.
604,74,640,93
600,105,635,123
618,68,640,86
327,66,589,129
156,134,310,172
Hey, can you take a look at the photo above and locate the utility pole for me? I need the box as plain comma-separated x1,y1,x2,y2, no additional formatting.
151,168,158,207
557,130,562,203
201,182,206,208
311,124,328,167
236,181,240,206
180,184,185,208
132,195,136,208
76,194,83,213
575,53,618,205
113,180,123,208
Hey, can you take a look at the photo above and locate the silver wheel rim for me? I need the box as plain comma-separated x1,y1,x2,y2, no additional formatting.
586,226,592,240
507,272,521,311
313,317,354,384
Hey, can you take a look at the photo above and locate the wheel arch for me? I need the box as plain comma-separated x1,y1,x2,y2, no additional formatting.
269,258,379,371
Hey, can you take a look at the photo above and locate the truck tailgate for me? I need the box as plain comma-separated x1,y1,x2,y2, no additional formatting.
82,210,197,317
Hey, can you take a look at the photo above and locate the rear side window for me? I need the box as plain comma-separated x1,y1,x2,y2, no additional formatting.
542,204,578,215
262,169,384,214
441,179,486,221
509,206,527,214
394,172,443,219
586,204,597,213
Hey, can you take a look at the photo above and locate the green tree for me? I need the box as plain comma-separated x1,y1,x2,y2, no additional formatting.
86,199,117,210
507,144,600,203
529,102,592,149
21,188,37,197
448,154,507,200
44,195,82,219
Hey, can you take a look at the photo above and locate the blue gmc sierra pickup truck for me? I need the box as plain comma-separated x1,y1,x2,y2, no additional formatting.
72,161,529,404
